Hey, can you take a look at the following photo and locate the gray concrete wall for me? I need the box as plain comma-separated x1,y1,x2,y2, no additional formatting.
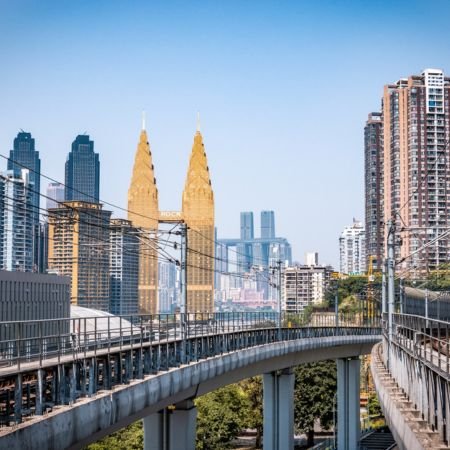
371,343,425,450
0,334,380,450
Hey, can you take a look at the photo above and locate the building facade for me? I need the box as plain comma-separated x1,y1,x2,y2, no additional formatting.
283,265,333,313
0,169,34,272
381,69,450,274
65,135,100,202
0,271,70,351
364,112,383,270
109,219,139,316
48,201,111,312
339,219,366,275
127,124,160,314
182,130,215,313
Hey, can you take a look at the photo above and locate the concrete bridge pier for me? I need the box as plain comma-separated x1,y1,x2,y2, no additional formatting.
263,367,295,450
337,357,360,450
143,399,197,450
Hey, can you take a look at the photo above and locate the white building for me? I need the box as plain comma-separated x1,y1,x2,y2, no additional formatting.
282,265,333,313
109,219,139,315
339,219,366,275
0,169,34,272
305,252,319,266
46,182,65,209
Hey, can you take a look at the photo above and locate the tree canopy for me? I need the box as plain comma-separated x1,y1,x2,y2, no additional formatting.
294,361,337,447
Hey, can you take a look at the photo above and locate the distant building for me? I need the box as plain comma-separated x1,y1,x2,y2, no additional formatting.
283,265,333,313
305,252,319,267
48,201,111,312
0,169,34,272
261,210,275,239
35,222,48,273
46,182,65,209
8,131,42,271
8,131,41,225
364,112,383,270
339,219,366,275
109,219,139,316
158,261,179,313
240,212,254,240
217,210,292,301
65,135,100,202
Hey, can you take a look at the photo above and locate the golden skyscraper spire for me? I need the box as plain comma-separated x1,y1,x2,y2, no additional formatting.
182,126,215,313
128,116,159,314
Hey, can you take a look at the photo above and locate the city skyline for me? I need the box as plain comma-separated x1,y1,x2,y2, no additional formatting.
2,1,450,268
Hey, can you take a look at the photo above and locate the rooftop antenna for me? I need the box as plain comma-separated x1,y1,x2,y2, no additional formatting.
142,110,146,131
196,111,200,132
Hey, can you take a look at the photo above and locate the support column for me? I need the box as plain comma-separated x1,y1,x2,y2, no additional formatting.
36,369,44,415
143,400,197,450
14,373,22,424
337,357,360,450
263,368,295,450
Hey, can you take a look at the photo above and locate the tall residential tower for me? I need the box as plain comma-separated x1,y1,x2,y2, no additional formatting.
364,112,383,270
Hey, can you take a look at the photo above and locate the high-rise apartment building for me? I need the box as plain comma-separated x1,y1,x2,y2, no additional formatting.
65,135,100,202
128,123,159,314
339,219,366,275
283,264,333,313
381,69,450,274
46,182,65,209
261,210,275,239
364,112,383,270
182,130,215,313
8,132,42,271
8,132,41,224
0,169,34,271
109,219,139,316
48,201,111,311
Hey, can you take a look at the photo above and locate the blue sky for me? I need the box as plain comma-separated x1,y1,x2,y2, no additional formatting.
1,0,450,267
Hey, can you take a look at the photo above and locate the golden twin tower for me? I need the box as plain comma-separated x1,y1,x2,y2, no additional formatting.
127,119,215,314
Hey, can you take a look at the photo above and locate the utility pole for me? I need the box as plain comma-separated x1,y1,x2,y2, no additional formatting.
180,223,188,363
387,219,395,371
277,259,282,337
399,278,403,314
335,289,339,329
381,262,386,316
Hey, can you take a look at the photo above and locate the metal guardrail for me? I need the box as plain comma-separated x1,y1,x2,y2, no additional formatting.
0,312,381,373
381,312,450,444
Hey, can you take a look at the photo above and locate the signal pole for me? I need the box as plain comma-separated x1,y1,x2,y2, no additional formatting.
180,223,188,363
387,219,395,371
277,259,282,337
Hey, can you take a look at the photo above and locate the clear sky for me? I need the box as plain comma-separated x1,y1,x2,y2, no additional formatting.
1,0,450,267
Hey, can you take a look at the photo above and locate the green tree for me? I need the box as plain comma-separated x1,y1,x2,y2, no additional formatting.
294,361,337,447
85,420,143,450
239,376,263,447
195,384,249,450
425,264,450,290
367,393,382,418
